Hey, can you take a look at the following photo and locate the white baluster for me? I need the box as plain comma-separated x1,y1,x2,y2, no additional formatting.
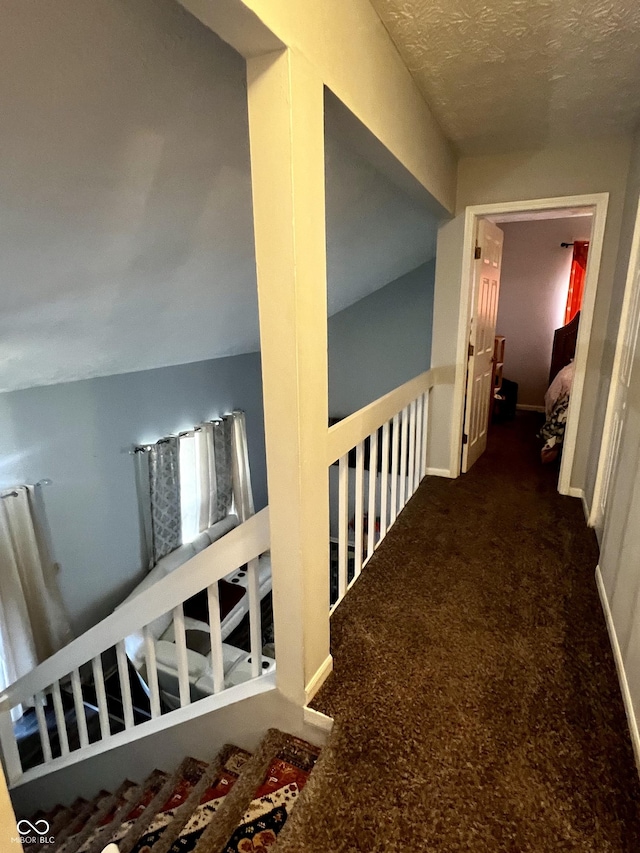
414,394,423,492
248,557,262,678
366,429,378,561
173,604,191,708
70,669,89,749
34,692,53,763
51,681,69,757
0,705,22,783
143,627,161,719
379,421,390,542
399,406,409,511
354,441,364,577
116,642,135,730
422,391,430,477
91,656,110,740
408,399,417,498
207,583,225,693
338,454,349,604
390,413,400,525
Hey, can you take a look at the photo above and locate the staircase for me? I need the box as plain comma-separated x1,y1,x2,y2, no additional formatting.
17,729,320,853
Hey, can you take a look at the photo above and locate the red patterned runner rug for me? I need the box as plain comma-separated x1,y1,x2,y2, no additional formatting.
165,748,250,853
222,737,321,853
130,758,208,853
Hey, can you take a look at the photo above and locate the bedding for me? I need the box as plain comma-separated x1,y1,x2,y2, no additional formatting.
540,361,575,463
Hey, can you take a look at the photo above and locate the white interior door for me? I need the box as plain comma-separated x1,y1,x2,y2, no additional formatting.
591,199,640,529
461,219,504,473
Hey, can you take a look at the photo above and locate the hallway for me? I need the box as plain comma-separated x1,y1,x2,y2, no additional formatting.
278,414,640,851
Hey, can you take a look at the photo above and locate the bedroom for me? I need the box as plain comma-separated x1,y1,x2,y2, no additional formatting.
492,212,594,468
456,203,600,490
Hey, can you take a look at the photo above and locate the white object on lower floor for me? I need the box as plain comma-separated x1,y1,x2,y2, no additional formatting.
101,844,121,853
0,509,272,788
117,512,272,709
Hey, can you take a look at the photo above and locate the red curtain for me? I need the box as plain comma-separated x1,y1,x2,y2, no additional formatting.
564,241,589,325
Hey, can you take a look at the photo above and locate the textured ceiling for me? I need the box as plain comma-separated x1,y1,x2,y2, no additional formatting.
369,0,640,154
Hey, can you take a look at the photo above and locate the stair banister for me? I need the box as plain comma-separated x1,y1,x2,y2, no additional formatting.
328,369,443,613
327,368,445,465
0,507,271,786
0,508,270,710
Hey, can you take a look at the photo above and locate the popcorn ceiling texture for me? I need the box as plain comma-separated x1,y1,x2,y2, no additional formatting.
369,0,640,154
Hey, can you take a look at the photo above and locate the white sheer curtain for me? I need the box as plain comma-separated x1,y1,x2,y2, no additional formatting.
229,411,254,523
0,487,73,718
139,410,256,557
179,431,199,544
179,412,254,540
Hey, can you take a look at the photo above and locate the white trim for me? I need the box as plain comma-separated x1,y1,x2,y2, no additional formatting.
566,486,584,499
450,209,478,478
304,654,333,705
303,706,334,733
516,404,545,413
590,198,640,529
581,491,590,524
425,467,453,478
0,509,271,709
558,196,608,495
595,566,640,774
9,673,277,789
454,194,609,497
327,368,451,466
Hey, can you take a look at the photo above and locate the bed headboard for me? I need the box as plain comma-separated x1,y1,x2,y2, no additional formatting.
549,311,580,386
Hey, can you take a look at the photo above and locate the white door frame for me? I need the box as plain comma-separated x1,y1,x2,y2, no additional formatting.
589,198,640,529
451,193,609,496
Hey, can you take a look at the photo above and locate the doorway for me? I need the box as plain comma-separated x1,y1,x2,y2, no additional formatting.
433,193,609,497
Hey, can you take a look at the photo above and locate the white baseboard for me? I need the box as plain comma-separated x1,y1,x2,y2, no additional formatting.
516,404,545,413
595,565,640,774
303,706,334,734
304,654,333,705
425,467,453,478
567,486,584,500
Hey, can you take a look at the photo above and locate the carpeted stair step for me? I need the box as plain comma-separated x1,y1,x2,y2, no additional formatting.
78,780,146,853
47,791,110,852
152,746,250,853
78,770,165,853
20,732,321,853
190,730,321,853
61,780,137,853
23,801,84,852
126,757,208,853
83,770,170,853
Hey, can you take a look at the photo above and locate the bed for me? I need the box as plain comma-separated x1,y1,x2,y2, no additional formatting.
540,311,580,463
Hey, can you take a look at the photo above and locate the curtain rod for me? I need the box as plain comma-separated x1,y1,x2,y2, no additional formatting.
0,479,52,499
133,416,234,453
561,241,590,248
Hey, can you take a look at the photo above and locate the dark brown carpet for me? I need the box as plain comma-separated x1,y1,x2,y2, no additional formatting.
277,413,640,852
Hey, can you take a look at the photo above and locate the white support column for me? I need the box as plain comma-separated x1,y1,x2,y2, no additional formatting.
247,48,330,706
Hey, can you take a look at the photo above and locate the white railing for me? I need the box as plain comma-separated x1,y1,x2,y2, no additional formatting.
0,509,271,788
327,370,439,611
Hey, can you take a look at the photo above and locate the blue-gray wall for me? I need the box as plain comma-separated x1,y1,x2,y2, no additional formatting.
328,259,435,416
0,259,435,636
0,353,266,635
